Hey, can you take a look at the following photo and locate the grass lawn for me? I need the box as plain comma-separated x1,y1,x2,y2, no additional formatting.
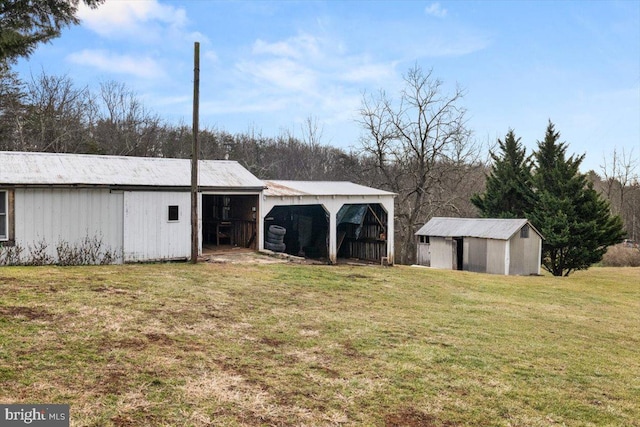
0,260,638,426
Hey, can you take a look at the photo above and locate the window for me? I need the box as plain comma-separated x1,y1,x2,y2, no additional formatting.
168,205,179,222
520,224,530,239
0,191,7,241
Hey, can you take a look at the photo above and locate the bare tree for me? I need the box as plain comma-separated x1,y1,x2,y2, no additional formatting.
18,71,92,153
0,68,25,150
93,80,162,156
600,147,640,241
296,115,332,179
357,65,481,263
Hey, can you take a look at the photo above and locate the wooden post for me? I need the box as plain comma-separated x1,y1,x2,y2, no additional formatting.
191,41,200,263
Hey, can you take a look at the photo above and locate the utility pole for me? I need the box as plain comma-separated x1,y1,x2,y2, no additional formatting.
191,41,200,263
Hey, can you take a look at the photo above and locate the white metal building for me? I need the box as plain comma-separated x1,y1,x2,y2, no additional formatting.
415,217,543,275
261,180,396,265
1,152,397,265
0,151,265,263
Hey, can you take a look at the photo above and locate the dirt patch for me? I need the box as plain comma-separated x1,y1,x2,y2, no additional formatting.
102,337,147,351
202,249,285,264
91,286,130,295
111,414,159,427
347,273,370,280
144,332,175,346
96,368,129,395
260,337,286,347
385,408,440,427
0,277,22,284
202,248,323,265
341,340,366,358
309,364,341,378
0,306,53,321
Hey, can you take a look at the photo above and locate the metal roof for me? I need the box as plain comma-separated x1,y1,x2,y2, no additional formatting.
415,217,541,240
0,151,265,190
264,180,396,197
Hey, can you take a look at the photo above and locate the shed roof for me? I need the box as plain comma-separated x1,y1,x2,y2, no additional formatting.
415,217,541,240
264,180,396,197
0,151,265,190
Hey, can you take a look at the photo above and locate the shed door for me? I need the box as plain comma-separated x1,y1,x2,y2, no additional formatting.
453,237,464,270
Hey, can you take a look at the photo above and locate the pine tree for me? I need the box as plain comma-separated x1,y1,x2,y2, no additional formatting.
529,121,625,276
471,129,534,218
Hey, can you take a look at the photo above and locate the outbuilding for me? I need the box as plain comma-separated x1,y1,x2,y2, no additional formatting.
1,151,396,266
0,151,265,264
415,217,542,275
261,180,396,265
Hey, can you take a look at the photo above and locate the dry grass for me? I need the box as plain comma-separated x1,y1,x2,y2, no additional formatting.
601,244,640,267
0,262,639,426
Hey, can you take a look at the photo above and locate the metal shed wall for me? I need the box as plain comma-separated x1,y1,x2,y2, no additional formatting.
123,191,193,262
486,239,508,274
429,237,454,270
416,242,430,266
509,229,542,275
14,188,124,262
464,237,488,273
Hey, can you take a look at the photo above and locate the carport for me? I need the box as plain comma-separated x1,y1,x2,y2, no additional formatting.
261,181,396,265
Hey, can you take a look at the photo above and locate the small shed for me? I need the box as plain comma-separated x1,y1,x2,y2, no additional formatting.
261,180,396,265
415,217,542,275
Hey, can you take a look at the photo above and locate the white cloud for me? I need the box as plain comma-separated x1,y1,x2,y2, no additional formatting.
237,58,317,93
204,49,219,63
425,2,448,18
67,49,165,79
252,33,322,60
419,34,490,57
340,62,397,83
76,0,198,44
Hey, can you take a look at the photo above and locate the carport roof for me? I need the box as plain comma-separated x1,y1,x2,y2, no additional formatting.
264,180,396,197
0,151,265,190
415,217,542,240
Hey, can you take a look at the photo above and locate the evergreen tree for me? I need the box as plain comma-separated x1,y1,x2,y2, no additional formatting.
529,121,625,276
471,129,534,218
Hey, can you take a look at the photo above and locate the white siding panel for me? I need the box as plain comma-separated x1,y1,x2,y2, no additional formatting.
429,237,454,269
509,229,542,275
466,237,488,273
14,188,123,262
416,243,430,266
123,191,191,262
486,239,507,275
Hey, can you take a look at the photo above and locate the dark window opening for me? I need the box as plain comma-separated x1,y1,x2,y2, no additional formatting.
520,224,530,238
454,237,464,270
0,191,7,240
168,205,179,222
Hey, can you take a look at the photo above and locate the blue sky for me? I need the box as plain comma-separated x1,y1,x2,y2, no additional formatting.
14,0,640,173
